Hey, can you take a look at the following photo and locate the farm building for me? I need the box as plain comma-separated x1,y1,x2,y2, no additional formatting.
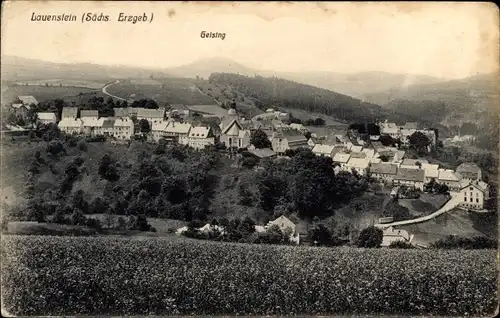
36,112,57,125
381,227,414,247
113,117,135,140
61,107,79,119
393,168,425,191
18,95,39,106
458,180,489,210
182,126,215,150
456,163,482,182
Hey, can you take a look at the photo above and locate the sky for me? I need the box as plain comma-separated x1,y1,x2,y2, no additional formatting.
1,1,498,79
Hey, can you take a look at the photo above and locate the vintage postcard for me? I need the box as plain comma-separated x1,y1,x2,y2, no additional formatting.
1,1,498,316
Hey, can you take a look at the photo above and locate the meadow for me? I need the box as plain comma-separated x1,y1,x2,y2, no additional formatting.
1,85,98,104
1,235,496,316
14,79,110,89
105,78,215,105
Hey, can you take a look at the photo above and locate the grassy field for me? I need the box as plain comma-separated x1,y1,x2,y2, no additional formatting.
397,208,497,246
398,194,449,217
1,85,99,104
187,104,230,117
1,235,497,316
105,78,215,105
14,79,110,89
280,107,350,126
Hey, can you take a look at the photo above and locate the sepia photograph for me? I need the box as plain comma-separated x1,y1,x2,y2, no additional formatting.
1,1,498,316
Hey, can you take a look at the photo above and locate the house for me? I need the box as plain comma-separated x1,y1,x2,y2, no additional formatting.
80,110,99,119
151,121,169,141
198,223,225,235
248,148,277,159
458,181,489,210
370,163,398,184
113,117,135,140
58,118,83,134
379,120,400,139
456,163,482,182
220,116,251,149
312,144,336,157
400,158,429,170
335,135,351,147
381,227,414,247
114,108,131,117
393,168,425,190
61,107,79,119
36,112,57,125
437,169,463,191
393,150,406,163
18,95,39,106
183,126,215,150
332,152,351,170
344,158,370,175
289,123,307,133
95,118,115,137
137,108,165,127
421,163,440,183
266,108,275,113
362,148,375,159
82,116,103,136
266,215,299,245
11,103,29,119
164,121,192,143
350,151,367,159
270,130,309,154
271,120,288,130
350,145,363,153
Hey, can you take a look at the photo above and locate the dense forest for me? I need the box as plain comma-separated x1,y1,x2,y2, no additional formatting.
208,73,429,125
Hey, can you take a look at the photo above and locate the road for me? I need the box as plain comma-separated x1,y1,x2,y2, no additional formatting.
374,192,462,228
102,80,127,101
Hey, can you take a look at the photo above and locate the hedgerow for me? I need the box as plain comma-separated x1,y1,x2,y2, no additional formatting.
1,235,497,316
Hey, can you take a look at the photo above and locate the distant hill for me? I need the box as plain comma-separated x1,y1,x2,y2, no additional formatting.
262,71,444,99
1,55,172,82
208,72,427,124
166,57,444,98
363,73,498,110
165,57,255,79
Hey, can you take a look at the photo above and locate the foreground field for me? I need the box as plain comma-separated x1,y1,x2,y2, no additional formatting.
1,235,496,316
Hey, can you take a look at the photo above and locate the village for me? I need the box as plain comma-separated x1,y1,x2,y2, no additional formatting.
6,94,492,247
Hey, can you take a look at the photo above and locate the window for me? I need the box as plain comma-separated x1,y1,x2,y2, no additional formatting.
464,197,467,202
470,187,473,190
476,198,479,203
470,198,473,202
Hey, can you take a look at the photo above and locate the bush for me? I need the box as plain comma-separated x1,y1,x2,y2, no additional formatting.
388,240,414,249
431,235,497,249
77,140,88,151
357,226,383,248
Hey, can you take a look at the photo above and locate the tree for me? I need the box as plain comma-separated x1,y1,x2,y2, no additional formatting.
138,119,151,134
408,131,430,153
251,129,272,149
314,118,325,126
308,224,333,246
98,154,120,182
357,226,383,248
47,140,65,156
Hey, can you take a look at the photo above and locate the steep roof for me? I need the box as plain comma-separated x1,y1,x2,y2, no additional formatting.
332,152,351,163
166,122,192,134
438,169,462,182
80,110,99,118
346,157,370,169
61,107,79,118
82,117,103,127
312,144,335,155
58,118,83,128
137,108,165,119
370,163,398,175
404,122,418,129
102,119,115,129
18,95,38,105
221,118,243,135
248,148,276,159
114,117,134,127
395,168,425,182
350,145,363,153
401,158,429,166
289,123,306,131
189,126,212,138
350,151,367,159
36,112,57,121
460,180,489,193
113,108,130,117
456,163,481,176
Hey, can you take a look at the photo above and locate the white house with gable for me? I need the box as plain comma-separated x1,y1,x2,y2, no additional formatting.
183,126,215,150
